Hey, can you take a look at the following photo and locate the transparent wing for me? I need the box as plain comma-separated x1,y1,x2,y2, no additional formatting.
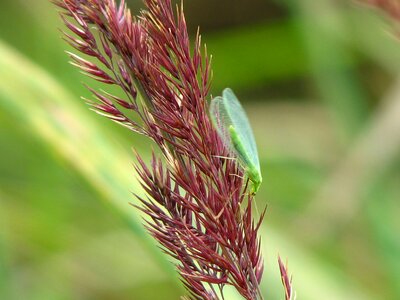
222,88,260,172
209,96,234,152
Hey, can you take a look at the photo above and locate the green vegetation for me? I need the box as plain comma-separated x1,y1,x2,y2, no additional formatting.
0,0,399,299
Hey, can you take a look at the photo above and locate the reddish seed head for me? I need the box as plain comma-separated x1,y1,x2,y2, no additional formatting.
54,0,266,299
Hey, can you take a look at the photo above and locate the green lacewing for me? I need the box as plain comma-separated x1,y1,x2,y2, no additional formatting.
210,88,262,194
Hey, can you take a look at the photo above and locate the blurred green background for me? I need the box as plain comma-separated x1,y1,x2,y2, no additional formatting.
1,0,399,299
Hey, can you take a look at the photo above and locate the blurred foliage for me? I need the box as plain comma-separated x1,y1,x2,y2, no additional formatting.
0,0,399,299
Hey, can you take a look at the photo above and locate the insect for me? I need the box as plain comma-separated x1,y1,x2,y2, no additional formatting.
210,88,262,195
